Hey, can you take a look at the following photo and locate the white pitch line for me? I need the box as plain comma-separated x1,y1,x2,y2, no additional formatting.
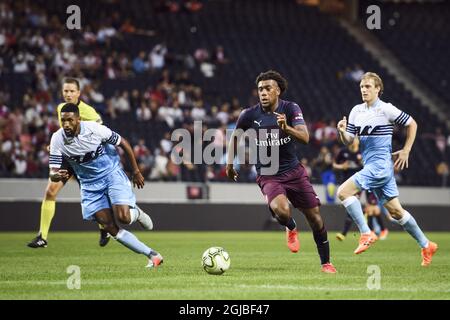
1,280,449,294
226,283,450,293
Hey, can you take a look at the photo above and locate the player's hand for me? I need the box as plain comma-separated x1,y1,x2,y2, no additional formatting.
51,169,69,181
273,112,287,131
226,164,238,182
337,116,347,133
392,149,410,170
132,170,145,189
342,161,349,170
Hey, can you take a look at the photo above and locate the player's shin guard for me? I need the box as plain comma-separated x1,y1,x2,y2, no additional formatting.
114,229,154,257
341,196,371,234
39,200,56,240
397,211,429,248
313,226,330,265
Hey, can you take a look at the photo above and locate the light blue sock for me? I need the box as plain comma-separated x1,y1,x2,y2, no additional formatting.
397,211,428,248
342,196,371,234
114,229,154,257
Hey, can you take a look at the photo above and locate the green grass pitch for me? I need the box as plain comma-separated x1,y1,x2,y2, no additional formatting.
1,231,449,299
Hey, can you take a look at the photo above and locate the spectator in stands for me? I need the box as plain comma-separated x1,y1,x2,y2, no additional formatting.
150,44,167,70
160,132,173,155
216,102,230,125
136,101,152,121
13,52,29,73
194,47,209,63
314,146,336,203
214,45,229,64
434,127,447,154
436,161,449,187
200,59,215,78
349,64,364,82
13,151,27,176
133,51,148,74
301,157,313,179
191,100,206,121
115,90,131,113
149,148,169,180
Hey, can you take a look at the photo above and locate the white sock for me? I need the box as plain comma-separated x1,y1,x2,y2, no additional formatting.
129,207,139,224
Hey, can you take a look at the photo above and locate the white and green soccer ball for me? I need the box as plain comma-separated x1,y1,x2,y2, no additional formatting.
201,247,231,275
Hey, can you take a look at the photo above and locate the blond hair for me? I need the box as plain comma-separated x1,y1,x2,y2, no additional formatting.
361,72,383,96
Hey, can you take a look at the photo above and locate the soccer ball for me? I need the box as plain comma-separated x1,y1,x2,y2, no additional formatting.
201,247,231,275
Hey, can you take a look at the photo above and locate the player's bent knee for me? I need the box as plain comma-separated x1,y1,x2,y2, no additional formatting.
388,207,404,219
270,202,290,218
336,186,347,201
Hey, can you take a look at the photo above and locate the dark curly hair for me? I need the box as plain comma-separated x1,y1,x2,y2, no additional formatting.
255,70,288,96
61,103,80,115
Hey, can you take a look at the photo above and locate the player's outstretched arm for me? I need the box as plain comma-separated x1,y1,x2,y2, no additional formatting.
392,117,417,170
119,137,145,188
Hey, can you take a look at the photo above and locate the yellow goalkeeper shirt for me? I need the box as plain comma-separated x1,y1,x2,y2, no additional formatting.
57,100,102,127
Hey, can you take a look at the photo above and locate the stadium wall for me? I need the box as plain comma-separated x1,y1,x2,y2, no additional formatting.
0,202,449,232
0,179,449,231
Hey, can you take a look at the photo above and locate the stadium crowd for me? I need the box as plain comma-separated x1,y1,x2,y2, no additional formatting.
0,0,449,189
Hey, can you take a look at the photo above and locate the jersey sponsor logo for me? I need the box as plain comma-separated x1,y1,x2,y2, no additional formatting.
356,124,393,136
68,145,104,164
294,113,303,120
254,120,263,127
254,132,292,146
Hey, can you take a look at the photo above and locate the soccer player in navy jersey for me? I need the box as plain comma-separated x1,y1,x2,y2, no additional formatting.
226,70,336,273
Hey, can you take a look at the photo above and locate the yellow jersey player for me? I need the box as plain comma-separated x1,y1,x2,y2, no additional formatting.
27,78,110,248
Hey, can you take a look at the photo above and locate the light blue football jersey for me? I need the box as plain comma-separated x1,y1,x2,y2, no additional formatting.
49,121,122,183
346,98,411,166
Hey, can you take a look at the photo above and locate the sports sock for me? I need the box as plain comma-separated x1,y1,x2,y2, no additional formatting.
376,215,385,230
397,211,428,248
285,217,297,231
342,213,353,236
342,196,371,234
129,207,139,224
39,200,55,240
114,229,154,257
313,225,330,265
367,215,374,231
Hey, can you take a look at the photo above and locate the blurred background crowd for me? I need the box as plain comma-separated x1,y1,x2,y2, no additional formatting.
1,0,449,201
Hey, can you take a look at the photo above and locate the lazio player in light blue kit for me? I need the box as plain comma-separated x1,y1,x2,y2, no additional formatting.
49,103,163,268
336,72,437,267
